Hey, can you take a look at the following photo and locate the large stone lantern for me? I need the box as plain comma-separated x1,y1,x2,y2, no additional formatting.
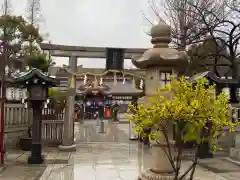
132,20,188,179
132,21,187,97
13,68,59,164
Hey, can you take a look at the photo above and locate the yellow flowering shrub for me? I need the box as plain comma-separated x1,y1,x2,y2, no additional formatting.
128,76,237,151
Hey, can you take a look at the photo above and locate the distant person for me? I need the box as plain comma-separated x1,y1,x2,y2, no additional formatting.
91,100,100,119
79,103,84,120
112,102,120,122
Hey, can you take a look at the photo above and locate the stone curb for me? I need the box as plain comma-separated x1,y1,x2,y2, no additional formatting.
0,165,7,174
221,157,240,166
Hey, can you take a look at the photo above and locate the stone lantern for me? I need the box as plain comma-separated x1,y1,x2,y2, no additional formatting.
132,20,188,179
13,68,59,164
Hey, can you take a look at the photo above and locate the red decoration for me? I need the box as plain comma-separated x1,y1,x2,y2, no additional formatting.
105,108,111,117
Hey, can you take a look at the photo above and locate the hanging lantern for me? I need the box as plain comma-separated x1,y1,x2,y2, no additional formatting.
99,77,103,85
15,88,20,100
114,72,117,86
139,79,144,89
18,89,23,100
44,102,48,109
83,74,87,85
93,76,98,87
132,77,136,88
22,88,28,99
5,66,9,75
10,87,15,100
122,75,125,84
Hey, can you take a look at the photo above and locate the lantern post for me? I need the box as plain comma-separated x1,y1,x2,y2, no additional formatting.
13,68,59,164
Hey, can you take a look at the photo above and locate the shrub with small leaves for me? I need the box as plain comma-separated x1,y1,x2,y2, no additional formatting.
127,76,238,180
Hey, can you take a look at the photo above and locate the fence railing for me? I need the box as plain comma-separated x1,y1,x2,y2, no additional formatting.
4,104,65,147
5,103,33,129
41,107,64,145
42,108,64,121
232,105,240,122
42,120,64,145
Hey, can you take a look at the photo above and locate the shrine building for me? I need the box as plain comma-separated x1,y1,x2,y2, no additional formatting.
49,65,145,118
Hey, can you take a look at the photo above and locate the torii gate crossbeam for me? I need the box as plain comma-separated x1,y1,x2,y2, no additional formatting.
40,43,147,58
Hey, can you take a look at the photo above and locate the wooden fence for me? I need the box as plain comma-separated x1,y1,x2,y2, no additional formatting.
42,108,64,146
4,104,64,147
4,103,33,147
232,104,240,121
5,103,32,128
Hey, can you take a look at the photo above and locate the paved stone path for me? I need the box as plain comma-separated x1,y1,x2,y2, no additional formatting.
198,158,240,180
74,120,130,143
1,119,240,179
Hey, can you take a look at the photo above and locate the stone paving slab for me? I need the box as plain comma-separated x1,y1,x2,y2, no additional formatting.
5,148,72,165
1,119,238,180
0,165,46,180
179,161,227,180
76,120,131,143
37,144,230,180
218,172,240,180
198,158,240,173
0,148,72,180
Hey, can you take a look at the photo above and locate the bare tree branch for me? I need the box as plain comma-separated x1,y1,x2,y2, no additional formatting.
26,0,42,25
1,0,12,15
187,0,240,101
144,0,232,76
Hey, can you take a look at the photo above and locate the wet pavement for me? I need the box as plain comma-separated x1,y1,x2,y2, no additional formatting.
1,120,240,180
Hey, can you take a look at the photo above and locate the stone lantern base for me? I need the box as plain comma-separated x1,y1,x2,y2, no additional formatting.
138,169,175,180
58,144,76,151
138,141,176,180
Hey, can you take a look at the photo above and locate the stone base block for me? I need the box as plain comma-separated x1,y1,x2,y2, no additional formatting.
5,126,29,148
28,155,44,164
58,144,76,151
138,169,175,180
229,148,240,160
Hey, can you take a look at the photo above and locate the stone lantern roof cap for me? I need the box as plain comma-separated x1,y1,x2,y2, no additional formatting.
150,19,171,43
132,19,188,69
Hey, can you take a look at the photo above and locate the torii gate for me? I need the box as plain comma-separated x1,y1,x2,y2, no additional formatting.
40,43,147,151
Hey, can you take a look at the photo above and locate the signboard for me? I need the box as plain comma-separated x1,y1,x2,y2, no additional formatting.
106,48,124,70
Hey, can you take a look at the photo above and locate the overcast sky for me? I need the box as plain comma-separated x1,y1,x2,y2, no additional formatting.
7,0,157,68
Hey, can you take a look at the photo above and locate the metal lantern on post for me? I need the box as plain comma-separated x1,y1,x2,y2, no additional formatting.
12,68,59,164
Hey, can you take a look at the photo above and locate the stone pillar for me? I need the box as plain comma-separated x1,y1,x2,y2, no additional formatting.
138,66,176,178
59,56,77,151
145,67,162,96
140,67,175,179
